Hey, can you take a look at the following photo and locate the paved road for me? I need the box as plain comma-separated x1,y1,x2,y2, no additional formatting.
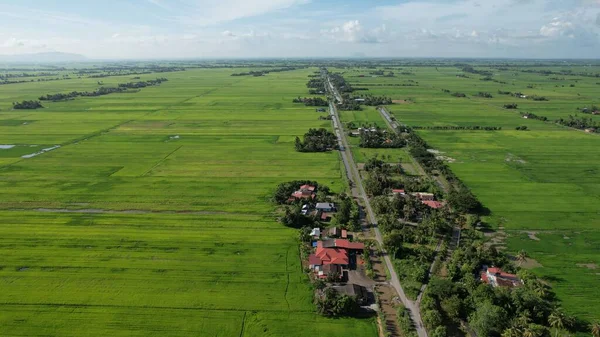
326,75,428,337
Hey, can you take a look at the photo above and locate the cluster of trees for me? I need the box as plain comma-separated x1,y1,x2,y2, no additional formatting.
515,126,529,131
359,128,406,148
39,79,168,102
295,128,338,152
498,90,512,95
231,67,296,77
451,92,467,98
412,126,502,131
369,70,395,77
521,112,548,121
338,98,362,111
503,103,518,109
475,92,493,98
314,286,360,317
420,238,586,337
292,97,328,107
530,95,549,101
272,180,327,204
555,115,599,132
306,78,326,94
13,100,44,109
354,94,393,106
461,65,493,77
578,105,599,114
334,193,361,232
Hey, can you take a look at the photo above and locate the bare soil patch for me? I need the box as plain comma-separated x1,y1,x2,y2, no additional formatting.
525,231,540,241
577,263,598,270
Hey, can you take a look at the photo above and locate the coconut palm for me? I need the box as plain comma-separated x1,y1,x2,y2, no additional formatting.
502,327,521,337
548,309,566,337
516,249,529,266
591,321,600,337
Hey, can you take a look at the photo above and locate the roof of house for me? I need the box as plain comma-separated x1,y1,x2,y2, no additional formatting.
392,189,405,194
422,200,444,209
291,190,315,199
316,202,335,209
487,267,519,280
341,229,347,239
321,212,332,221
300,184,316,191
309,254,322,266
332,284,368,299
315,247,349,265
413,192,435,200
334,239,365,250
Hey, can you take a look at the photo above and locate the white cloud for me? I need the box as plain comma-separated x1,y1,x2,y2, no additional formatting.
540,19,575,37
324,20,386,43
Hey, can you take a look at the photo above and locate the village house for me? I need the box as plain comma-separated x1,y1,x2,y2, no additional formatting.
327,227,347,239
412,192,435,201
316,202,336,212
318,239,365,251
332,284,369,305
289,184,317,202
392,189,406,195
481,267,522,288
422,200,444,209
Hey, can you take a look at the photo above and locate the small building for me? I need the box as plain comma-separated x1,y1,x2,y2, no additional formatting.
316,203,336,212
289,185,317,202
392,189,406,195
318,239,365,251
327,227,347,239
481,267,522,288
412,192,435,201
317,264,343,280
310,228,321,238
355,98,366,102
332,284,369,305
422,200,444,209
320,212,333,222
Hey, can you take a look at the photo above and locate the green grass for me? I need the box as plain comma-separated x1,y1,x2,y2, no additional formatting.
0,68,377,336
345,65,600,324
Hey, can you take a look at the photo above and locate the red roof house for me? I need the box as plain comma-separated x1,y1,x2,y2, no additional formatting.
300,184,316,192
392,189,406,195
314,247,349,265
481,267,521,288
422,200,444,209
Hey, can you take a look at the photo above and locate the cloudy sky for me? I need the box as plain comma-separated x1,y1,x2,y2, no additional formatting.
1,0,599,59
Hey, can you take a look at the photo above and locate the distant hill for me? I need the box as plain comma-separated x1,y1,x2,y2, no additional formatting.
0,52,88,64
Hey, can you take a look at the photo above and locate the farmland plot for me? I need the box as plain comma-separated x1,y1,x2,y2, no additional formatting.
0,69,376,336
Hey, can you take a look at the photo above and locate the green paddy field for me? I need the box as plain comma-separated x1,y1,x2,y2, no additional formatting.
347,65,600,323
0,68,377,336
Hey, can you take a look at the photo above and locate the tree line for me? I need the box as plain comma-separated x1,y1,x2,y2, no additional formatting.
521,112,548,121
292,97,328,107
359,128,406,148
38,78,168,102
231,67,297,77
555,115,599,132
412,126,502,131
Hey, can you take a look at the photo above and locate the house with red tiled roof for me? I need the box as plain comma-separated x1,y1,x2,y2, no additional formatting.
481,267,522,288
310,247,349,266
289,184,317,202
392,189,406,195
422,200,444,209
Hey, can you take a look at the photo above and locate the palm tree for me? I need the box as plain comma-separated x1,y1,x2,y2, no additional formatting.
516,249,529,266
591,321,600,337
548,309,566,337
502,327,522,337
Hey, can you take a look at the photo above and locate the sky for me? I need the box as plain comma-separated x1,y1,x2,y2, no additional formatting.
1,0,600,59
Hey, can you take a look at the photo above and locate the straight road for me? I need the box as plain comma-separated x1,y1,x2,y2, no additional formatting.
326,74,428,337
